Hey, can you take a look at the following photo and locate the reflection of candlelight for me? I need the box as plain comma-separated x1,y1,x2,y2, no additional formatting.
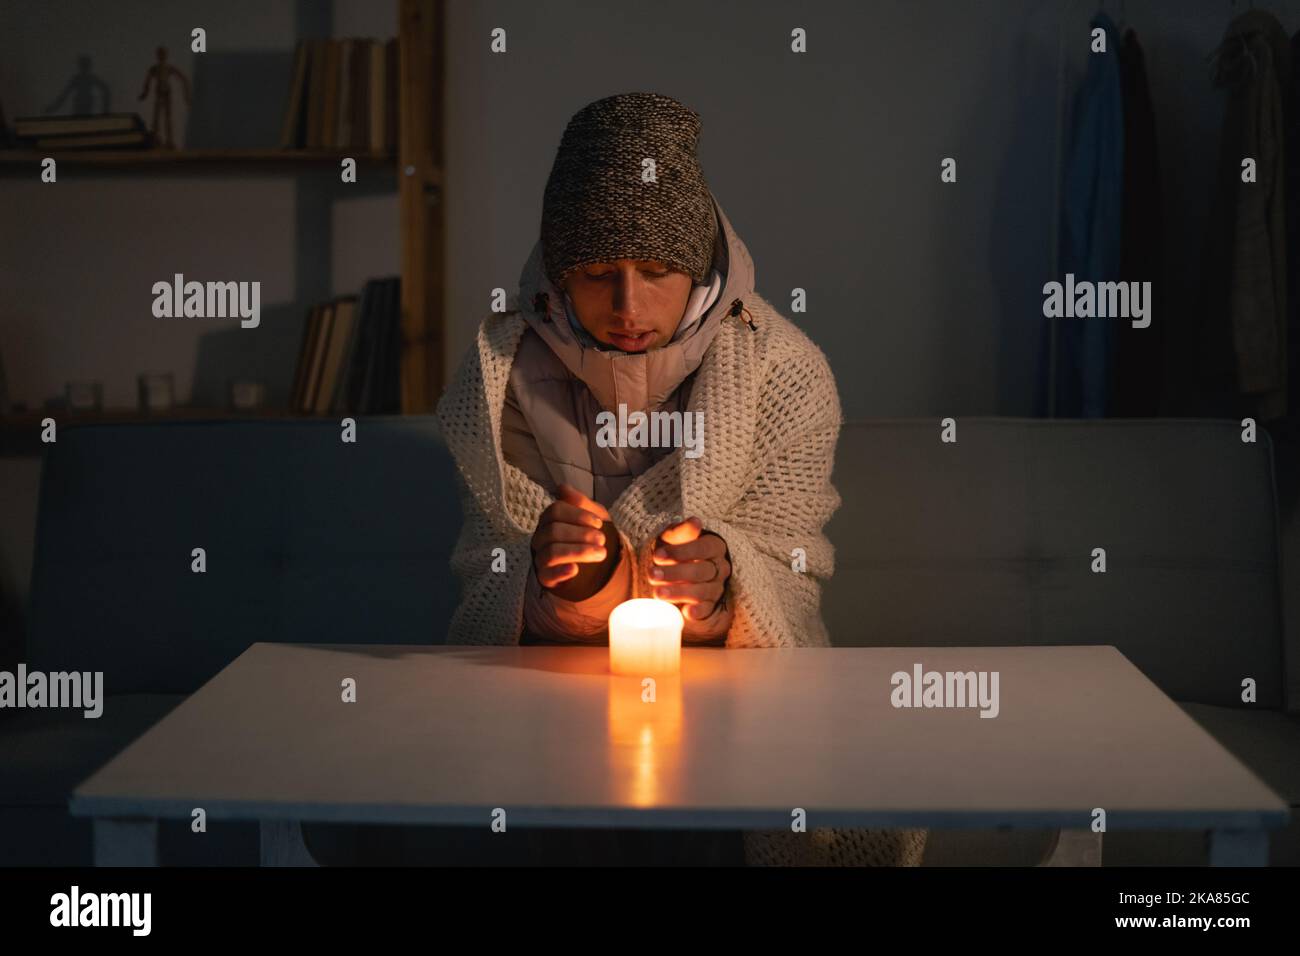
608,598,682,675
606,675,683,807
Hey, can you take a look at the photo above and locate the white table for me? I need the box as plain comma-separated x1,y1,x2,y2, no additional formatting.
70,643,1289,866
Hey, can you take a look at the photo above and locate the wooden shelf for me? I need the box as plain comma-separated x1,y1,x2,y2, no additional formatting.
2,407,328,425
1,0,446,422
0,407,352,456
0,148,402,173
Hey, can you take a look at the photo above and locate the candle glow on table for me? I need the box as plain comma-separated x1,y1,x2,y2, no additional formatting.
606,674,683,806
608,598,683,675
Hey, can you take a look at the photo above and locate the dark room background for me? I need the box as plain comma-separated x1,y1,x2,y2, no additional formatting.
2,0,1299,684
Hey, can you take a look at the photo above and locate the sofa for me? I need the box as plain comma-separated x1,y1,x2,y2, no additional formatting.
823,419,1299,865
2,415,1296,865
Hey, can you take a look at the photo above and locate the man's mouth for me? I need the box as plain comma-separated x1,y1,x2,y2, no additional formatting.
607,330,655,350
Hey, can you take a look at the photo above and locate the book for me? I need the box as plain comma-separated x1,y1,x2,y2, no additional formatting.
302,301,336,413
339,281,376,414
304,38,328,149
32,130,150,149
375,277,400,413
384,277,403,412
357,284,379,414
14,113,143,138
385,37,399,154
368,40,386,154
289,304,321,410
278,36,398,155
359,279,393,414
278,40,310,148
296,305,328,412
335,38,354,150
321,39,342,149
290,283,407,416
349,36,370,152
315,296,358,414
0,334,9,414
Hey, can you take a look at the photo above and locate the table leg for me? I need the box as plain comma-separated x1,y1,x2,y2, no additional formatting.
1039,828,1102,866
260,820,319,867
93,818,158,866
1208,828,1268,866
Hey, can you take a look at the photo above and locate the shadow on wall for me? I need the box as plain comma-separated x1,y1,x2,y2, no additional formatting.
0,583,21,671
185,50,294,149
191,302,306,410
1152,28,1223,419
43,54,112,115
916,9,1058,418
989,27,1057,417
189,163,399,411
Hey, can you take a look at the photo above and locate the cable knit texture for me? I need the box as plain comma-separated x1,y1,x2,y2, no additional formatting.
744,827,928,867
436,292,927,865
436,291,842,650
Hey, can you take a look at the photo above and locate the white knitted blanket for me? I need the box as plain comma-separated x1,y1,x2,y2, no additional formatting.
436,292,843,649
435,294,928,865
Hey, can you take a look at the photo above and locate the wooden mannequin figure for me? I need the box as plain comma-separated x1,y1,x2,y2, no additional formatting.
138,46,190,148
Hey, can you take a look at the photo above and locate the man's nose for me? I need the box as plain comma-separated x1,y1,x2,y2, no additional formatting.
611,270,643,317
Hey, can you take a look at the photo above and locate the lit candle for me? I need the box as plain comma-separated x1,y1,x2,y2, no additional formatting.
608,598,683,675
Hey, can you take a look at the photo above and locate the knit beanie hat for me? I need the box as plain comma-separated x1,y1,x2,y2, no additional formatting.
541,92,718,289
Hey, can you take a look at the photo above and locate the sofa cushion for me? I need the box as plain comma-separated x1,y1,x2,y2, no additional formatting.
1176,702,1300,804
824,420,1285,708
1101,809,1300,866
0,693,184,805
27,417,464,695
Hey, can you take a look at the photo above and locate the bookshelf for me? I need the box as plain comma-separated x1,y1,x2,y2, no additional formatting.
0,0,445,455
0,149,401,169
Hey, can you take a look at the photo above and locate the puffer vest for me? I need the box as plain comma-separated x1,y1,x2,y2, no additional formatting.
500,195,758,507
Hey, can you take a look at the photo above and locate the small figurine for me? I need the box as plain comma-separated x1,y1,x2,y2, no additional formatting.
138,46,190,148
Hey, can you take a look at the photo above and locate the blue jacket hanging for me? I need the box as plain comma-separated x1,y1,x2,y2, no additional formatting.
1054,12,1125,418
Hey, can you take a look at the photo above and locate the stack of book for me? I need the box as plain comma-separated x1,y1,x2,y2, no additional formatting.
12,113,150,150
280,37,399,152
291,277,402,415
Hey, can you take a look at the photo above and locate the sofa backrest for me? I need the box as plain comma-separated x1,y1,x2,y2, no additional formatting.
822,419,1286,708
30,416,1286,708
28,417,463,695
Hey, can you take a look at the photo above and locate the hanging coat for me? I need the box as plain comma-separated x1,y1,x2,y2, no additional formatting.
1287,29,1300,415
1056,11,1125,418
1112,27,1165,417
1206,10,1292,422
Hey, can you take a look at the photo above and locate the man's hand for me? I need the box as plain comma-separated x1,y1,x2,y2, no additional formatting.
650,517,731,621
531,483,620,601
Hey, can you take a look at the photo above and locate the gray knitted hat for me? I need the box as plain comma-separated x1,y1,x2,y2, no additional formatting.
541,92,718,288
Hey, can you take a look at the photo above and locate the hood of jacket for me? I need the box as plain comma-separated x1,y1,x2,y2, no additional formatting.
1213,9,1291,92
514,193,756,414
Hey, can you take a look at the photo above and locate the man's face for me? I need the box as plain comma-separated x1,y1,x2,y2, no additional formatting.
563,259,693,352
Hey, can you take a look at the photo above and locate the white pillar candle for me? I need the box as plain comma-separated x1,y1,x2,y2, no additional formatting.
608,598,683,676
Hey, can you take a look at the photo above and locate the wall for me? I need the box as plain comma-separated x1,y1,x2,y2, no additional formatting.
444,0,1069,419
3,0,1299,667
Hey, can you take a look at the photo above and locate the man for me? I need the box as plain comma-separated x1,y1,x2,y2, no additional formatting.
439,91,841,652
437,91,924,866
